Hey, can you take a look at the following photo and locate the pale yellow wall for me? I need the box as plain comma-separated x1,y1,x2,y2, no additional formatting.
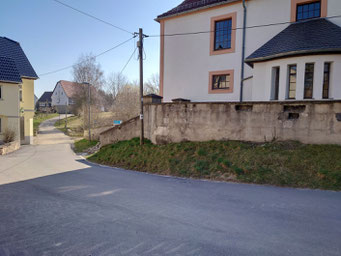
0,82,20,142
20,78,35,141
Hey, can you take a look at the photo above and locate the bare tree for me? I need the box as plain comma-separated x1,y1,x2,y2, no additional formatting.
72,53,105,90
106,72,128,101
71,53,106,130
144,73,160,95
113,84,139,121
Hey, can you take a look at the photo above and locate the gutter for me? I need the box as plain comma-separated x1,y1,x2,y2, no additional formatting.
245,49,341,66
0,80,22,84
239,0,247,102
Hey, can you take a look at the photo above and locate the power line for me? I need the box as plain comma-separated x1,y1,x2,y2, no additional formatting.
148,15,341,37
120,47,138,74
52,0,133,35
39,37,135,77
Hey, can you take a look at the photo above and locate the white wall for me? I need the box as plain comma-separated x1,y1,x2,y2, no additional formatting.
253,55,341,101
162,0,341,102
51,82,69,106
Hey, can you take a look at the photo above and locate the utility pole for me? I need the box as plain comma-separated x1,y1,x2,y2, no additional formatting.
65,104,68,133
137,28,144,146
87,82,91,141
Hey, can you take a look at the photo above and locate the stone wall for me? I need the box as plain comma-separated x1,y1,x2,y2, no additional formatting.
100,116,140,146
84,126,112,141
0,141,20,155
100,101,341,146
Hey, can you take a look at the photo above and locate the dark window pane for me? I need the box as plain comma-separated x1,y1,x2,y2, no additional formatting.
212,74,231,90
323,63,331,99
297,1,321,21
214,18,233,51
288,65,297,99
304,63,314,99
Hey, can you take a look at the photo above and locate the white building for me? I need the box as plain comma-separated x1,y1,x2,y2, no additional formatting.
156,0,341,102
51,80,82,114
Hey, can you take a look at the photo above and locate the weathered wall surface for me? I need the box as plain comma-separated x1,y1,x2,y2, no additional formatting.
100,101,341,146
100,117,140,146
84,126,113,141
0,141,20,155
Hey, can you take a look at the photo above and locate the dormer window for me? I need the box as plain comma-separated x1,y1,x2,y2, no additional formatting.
296,1,321,21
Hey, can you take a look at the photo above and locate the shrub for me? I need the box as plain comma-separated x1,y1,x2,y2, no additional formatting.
3,129,16,144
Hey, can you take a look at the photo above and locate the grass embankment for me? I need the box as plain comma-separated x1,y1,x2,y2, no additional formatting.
33,113,58,136
74,139,99,153
54,116,83,137
89,138,341,190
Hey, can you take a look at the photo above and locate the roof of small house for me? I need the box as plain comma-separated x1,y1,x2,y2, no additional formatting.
0,57,22,83
58,80,84,98
0,37,38,79
157,0,239,20
245,19,341,65
58,80,82,98
38,91,53,103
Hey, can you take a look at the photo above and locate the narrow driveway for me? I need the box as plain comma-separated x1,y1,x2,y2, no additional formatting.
0,117,340,256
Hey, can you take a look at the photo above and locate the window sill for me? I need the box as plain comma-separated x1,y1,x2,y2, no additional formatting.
210,48,235,56
209,89,233,94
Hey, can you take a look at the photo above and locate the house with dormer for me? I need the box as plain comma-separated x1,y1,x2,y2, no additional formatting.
0,37,38,145
156,0,341,102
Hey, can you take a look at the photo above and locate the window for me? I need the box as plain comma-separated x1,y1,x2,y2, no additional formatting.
209,70,234,94
291,0,327,22
288,65,297,99
304,63,314,99
0,86,2,99
210,13,236,55
297,1,321,21
212,74,231,90
214,19,232,51
271,67,280,100
323,63,331,99
19,90,23,102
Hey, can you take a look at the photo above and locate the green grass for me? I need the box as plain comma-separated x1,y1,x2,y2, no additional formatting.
33,113,58,136
54,116,83,137
89,138,341,191
74,139,99,153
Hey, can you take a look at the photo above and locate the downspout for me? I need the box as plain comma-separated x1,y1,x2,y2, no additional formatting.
240,0,247,102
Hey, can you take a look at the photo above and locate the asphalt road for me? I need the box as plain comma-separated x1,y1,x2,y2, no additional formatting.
0,117,340,256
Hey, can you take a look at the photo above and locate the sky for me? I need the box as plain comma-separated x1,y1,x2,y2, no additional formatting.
0,0,181,98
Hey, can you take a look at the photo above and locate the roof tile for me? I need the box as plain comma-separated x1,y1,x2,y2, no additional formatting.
157,0,238,20
246,19,341,64
59,80,83,98
0,57,22,83
0,37,38,79
38,92,53,102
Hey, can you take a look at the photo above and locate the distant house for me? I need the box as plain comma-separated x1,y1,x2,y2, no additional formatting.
51,80,83,114
157,0,341,102
36,91,53,112
0,37,38,145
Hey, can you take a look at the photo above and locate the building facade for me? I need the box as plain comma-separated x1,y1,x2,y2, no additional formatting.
36,91,53,112
0,37,38,145
157,0,341,102
51,80,82,114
